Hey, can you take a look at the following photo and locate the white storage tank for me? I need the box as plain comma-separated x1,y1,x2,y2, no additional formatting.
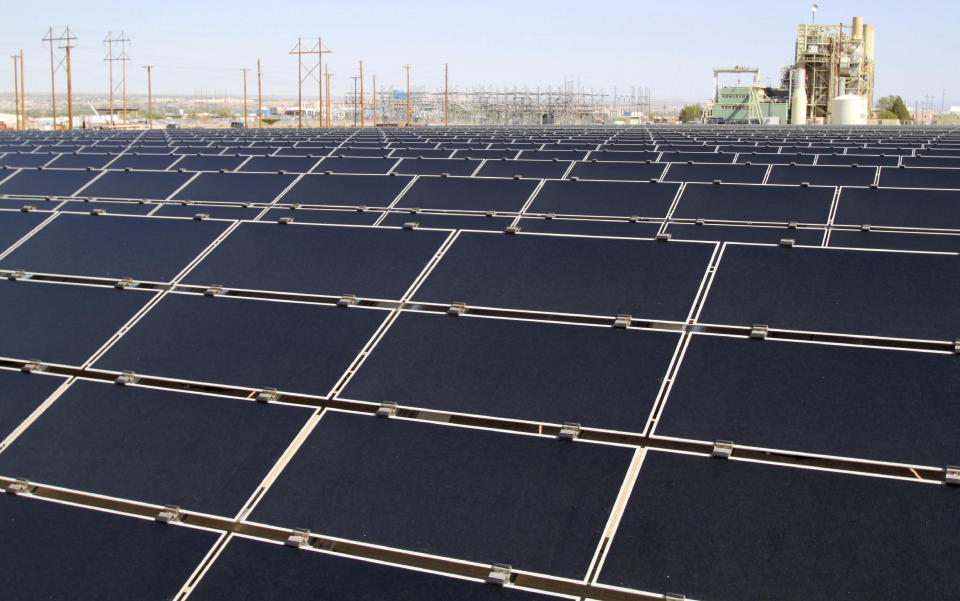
832,94,867,125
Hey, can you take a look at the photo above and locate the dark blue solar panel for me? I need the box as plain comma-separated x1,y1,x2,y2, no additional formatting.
879,167,960,189
659,152,736,164
152,203,261,220
0,168,97,197
314,156,399,174
665,223,824,245
278,173,412,207
0,280,154,365
0,154,55,168
45,153,115,169
343,311,677,431
238,156,321,173
0,211,48,252
902,156,960,168
95,294,386,394
662,163,767,184
519,217,660,238
672,183,834,223
378,212,512,230
79,170,194,200
518,150,588,161
0,369,66,440
598,450,960,601
55,200,155,215
191,536,556,601
658,334,960,466
183,222,448,298
389,148,454,158
396,176,538,212
172,172,297,204
171,154,247,172
568,161,665,181
767,164,877,187
0,495,217,600
414,232,713,318
475,159,571,179
734,152,815,165
449,149,519,160
834,187,960,229
815,154,900,167
586,150,660,162
828,230,960,252
394,158,482,176
106,154,178,170
0,213,230,281
0,380,311,516
259,207,382,225
526,179,677,217
700,244,960,340
250,411,633,579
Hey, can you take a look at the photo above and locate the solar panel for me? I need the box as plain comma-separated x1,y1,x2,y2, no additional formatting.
172,172,297,204
389,148,453,158
662,163,767,184
518,149,588,161
55,200,156,215
656,334,960,466
278,173,412,207
45,153,115,169
260,207,383,225
79,170,194,200
171,154,247,172
879,166,960,189
342,311,677,431
0,213,230,281
659,151,736,164
597,450,959,601
237,155,321,173
734,152,815,165
449,149,519,160
671,183,834,223
0,380,312,516
94,293,386,394
106,154,179,171
834,187,960,229
0,168,97,197
665,223,824,245
0,280,155,365
475,159,572,179
394,158,482,176
567,161,665,181
828,230,960,252
413,232,714,319
815,154,900,167
584,150,660,162
526,180,678,218
190,535,561,600
183,222,448,298
700,244,960,341
0,368,66,440
249,410,633,579
397,176,538,212
152,202,261,220
767,164,877,187
902,156,960,168
0,154,55,168
378,211,512,230
0,210,49,251
0,495,217,599
314,156,399,174
518,217,660,238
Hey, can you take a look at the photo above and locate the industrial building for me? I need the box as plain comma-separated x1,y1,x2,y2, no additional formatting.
708,67,789,124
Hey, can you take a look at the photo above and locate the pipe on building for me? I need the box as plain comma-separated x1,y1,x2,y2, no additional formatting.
791,68,807,125
852,16,864,40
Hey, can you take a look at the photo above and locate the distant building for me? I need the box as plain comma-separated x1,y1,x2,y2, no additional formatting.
709,85,788,124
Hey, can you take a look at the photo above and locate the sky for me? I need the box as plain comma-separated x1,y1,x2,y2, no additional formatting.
2,0,958,108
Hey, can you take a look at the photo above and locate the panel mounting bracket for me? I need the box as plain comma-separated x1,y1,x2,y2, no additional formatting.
712,440,734,459
155,505,183,524
284,527,311,548
7,270,26,281
613,314,632,329
376,402,398,418
945,466,960,486
558,422,582,441
448,302,467,316
665,594,686,601
90,208,106,216
504,226,520,235
750,325,769,340
779,238,795,248
486,563,512,586
278,216,295,224
402,222,419,230
193,213,209,221
5,478,31,496
337,294,357,308
256,387,279,403
204,284,224,297
954,339,960,354
20,360,44,374
20,205,35,212
115,371,139,386
114,277,135,290
655,233,672,242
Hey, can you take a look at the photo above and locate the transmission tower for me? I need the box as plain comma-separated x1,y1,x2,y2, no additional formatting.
104,31,131,125
40,27,77,129
288,37,330,128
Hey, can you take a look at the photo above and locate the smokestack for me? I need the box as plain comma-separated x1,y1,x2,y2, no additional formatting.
791,68,808,125
864,24,875,63
852,16,864,40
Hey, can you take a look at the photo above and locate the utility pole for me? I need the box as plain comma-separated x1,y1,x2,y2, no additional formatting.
289,37,329,128
257,59,263,128
324,66,332,127
143,65,153,128
11,55,20,130
241,68,250,128
404,64,411,127
359,60,364,127
104,31,131,126
444,62,449,126
19,50,25,130
63,30,76,129
372,74,377,127
351,76,359,127
43,28,57,128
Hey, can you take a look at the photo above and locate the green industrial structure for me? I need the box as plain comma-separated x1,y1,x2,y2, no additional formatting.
708,85,788,124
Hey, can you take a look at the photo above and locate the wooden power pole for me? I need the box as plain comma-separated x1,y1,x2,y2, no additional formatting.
19,50,25,130
324,65,332,127
241,68,249,128
11,55,20,130
143,65,153,128
444,62,449,126
257,59,262,128
404,64,411,127
359,60,364,127
372,74,377,127
43,28,56,128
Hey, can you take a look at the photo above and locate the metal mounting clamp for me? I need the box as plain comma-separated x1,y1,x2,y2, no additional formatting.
376,402,398,418
953,339,960,354
558,422,582,441
337,294,357,308
613,314,632,329
779,238,795,248
750,325,769,340
5,478,31,496
256,387,279,404
155,505,183,524
860,224,871,232
486,563,512,586
278,216,294,224
21,360,44,374
504,226,520,235
655,233,672,242
787,221,798,229
193,213,209,221
665,594,686,601
448,302,467,316
402,222,419,230
284,527,311,548
115,371,139,386
946,466,960,486
204,284,224,297
712,440,734,459
114,277,134,289
20,205,35,212
90,208,106,216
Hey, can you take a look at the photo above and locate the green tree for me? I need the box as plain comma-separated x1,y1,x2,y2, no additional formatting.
875,109,898,120
678,104,702,122
215,109,235,119
875,95,896,112
890,97,912,122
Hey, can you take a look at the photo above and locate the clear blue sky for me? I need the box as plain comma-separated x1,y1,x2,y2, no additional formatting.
3,0,958,107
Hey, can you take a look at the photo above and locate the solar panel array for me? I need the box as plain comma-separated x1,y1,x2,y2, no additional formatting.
1,125,959,601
